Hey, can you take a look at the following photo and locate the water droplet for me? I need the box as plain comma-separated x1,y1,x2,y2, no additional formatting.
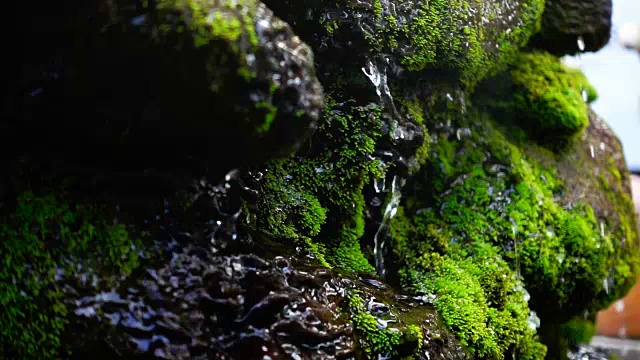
577,36,585,51
528,311,540,330
456,128,471,140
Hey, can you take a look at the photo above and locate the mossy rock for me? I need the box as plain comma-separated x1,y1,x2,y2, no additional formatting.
388,87,639,358
0,191,142,359
244,98,388,273
6,0,323,174
262,0,544,88
477,51,597,149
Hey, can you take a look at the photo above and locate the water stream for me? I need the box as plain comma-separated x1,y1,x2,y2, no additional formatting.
361,57,410,278
373,175,406,277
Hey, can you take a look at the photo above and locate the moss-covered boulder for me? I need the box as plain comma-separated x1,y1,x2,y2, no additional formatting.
263,0,545,88
6,0,323,174
389,88,639,358
530,0,613,56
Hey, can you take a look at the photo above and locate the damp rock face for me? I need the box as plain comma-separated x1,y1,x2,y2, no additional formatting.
6,0,323,173
2,0,639,359
262,0,545,88
529,0,613,55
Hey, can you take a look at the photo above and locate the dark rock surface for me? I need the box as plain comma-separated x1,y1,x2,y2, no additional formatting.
5,0,323,176
530,0,613,55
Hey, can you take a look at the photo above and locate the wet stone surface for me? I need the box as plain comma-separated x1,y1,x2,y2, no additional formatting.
46,173,464,360
63,214,354,359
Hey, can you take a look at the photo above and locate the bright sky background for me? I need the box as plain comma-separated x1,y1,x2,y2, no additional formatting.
563,0,640,171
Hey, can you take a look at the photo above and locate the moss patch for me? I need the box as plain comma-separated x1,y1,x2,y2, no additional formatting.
390,103,639,358
479,51,598,149
345,0,544,88
511,52,596,146
247,97,387,273
0,191,141,358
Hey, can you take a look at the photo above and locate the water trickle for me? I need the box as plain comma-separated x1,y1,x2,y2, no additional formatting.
528,311,541,330
374,176,386,193
510,218,521,279
577,36,586,51
362,59,400,121
374,175,406,277
456,128,472,140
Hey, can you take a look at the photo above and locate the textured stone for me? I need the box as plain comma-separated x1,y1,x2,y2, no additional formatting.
530,0,613,56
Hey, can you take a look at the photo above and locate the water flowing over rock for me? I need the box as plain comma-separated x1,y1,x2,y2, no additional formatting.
2,0,639,359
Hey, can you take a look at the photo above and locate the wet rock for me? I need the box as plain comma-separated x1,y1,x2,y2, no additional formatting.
263,0,545,88
62,220,468,359
6,0,323,175
530,0,613,56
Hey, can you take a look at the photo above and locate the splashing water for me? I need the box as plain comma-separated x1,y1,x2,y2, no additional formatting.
374,175,406,277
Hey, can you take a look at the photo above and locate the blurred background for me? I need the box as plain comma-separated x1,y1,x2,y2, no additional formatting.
564,0,640,171
564,0,640,357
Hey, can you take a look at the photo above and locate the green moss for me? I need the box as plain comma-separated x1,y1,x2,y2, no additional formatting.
162,0,259,49
347,292,427,358
508,51,596,147
397,96,431,175
255,101,279,133
561,318,597,347
390,102,639,358
247,97,386,273
348,293,402,356
372,0,383,22
357,0,544,87
397,241,545,359
0,192,141,358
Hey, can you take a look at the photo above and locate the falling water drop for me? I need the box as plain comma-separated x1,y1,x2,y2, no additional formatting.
577,36,585,51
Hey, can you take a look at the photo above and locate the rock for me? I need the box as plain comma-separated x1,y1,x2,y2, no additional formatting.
3,0,640,358
6,0,323,174
529,0,613,56
389,84,639,358
263,0,545,88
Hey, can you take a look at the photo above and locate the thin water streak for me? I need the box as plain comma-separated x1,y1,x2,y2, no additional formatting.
374,175,406,277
